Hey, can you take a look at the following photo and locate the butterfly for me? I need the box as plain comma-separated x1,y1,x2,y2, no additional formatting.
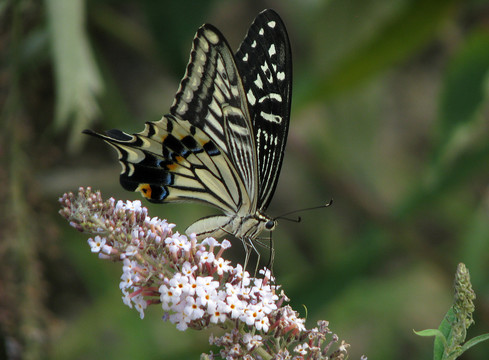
84,9,292,265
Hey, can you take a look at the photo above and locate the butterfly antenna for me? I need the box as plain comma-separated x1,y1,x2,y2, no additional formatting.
274,199,333,221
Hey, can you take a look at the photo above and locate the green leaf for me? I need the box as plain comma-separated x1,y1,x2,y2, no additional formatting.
141,0,217,75
437,31,489,148
425,30,489,187
295,0,457,105
434,308,456,360
414,329,445,338
46,0,103,151
413,328,448,360
459,333,489,354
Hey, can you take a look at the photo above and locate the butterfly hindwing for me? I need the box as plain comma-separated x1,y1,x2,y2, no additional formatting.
170,25,258,208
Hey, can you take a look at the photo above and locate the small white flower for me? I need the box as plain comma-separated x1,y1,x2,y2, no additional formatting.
226,294,245,319
225,282,239,297
181,261,197,277
133,295,147,319
229,343,241,356
101,244,113,254
258,267,273,281
175,321,188,331
221,239,231,249
124,245,138,257
88,236,105,253
195,286,217,308
119,272,133,289
183,296,205,320
175,234,191,252
241,305,263,326
208,301,228,324
122,259,135,273
202,237,220,248
255,316,270,332
198,251,215,264
197,276,218,290
242,334,262,350
122,293,133,308
214,257,232,275
338,340,349,352
115,200,124,211
159,284,182,306
294,343,309,355
233,264,251,286
170,311,191,331
169,273,190,295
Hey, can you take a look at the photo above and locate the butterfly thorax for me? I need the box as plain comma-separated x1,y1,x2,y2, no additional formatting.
232,210,276,239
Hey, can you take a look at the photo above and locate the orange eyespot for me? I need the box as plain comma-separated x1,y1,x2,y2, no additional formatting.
136,184,152,199
167,156,183,171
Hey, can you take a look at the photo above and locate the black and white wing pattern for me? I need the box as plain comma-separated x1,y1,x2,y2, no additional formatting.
84,9,292,245
235,10,292,211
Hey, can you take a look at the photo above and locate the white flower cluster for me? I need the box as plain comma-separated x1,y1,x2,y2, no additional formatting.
85,200,280,329
61,188,353,359
85,199,175,317
158,236,279,332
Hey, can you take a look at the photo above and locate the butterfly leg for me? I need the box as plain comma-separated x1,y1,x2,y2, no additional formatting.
240,237,262,277
253,236,274,277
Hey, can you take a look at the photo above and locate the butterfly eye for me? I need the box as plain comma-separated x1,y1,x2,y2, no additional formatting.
265,220,275,230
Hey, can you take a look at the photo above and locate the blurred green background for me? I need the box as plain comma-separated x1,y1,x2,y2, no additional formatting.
2,0,489,358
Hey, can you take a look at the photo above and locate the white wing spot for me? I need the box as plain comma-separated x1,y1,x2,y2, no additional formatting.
177,102,188,116
242,53,249,62
267,21,276,28
260,111,282,124
190,76,199,88
198,52,207,63
254,74,263,89
268,44,276,57
183,88,193,102
256,128,261,147
259,28,264,35
247,89,256,105
258,93,282,103
205,30,219,44
200,37,209,52
251,40,257,48
277,71,285,80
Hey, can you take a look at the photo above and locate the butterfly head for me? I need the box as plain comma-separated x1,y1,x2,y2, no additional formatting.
255,210,276,233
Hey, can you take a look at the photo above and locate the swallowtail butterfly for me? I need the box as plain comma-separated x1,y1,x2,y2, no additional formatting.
85,9,292,263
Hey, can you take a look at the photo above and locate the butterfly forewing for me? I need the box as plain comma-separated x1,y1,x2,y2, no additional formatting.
235,10,292,211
